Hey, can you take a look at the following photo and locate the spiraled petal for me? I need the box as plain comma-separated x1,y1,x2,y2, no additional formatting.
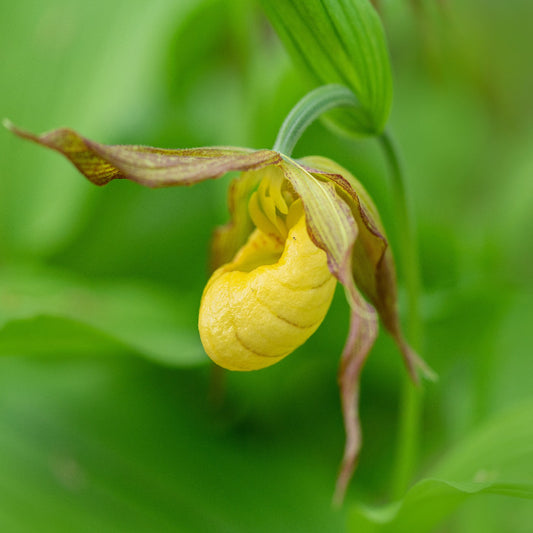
4,121,281,188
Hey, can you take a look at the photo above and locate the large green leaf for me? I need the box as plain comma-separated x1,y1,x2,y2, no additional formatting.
349,478,533,533
0,357,346,532
0,266,205,366
349,399,533,532
259,0,392,136
0,0,198,257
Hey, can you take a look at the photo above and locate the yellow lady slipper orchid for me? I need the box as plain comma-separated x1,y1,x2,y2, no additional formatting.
5,119,432,504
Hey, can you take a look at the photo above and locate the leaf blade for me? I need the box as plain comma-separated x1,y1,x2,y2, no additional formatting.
350,478,533,533
259,0,393,136
0,266,205,366
349,399,533,532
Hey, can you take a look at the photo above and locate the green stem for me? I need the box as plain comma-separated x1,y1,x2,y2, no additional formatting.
273,84,358,156
378,131,423,499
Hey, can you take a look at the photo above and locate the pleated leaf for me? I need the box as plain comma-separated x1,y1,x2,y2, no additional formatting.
259,0,393,136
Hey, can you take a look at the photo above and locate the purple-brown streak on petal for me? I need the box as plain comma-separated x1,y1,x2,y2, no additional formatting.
6,123,281,188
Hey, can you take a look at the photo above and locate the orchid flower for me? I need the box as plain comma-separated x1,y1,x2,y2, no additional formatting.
4,89,432,504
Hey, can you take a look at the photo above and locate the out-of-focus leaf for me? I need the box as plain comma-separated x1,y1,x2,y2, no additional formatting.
431,398,533,482
1,0,196,257
0,316,129,357
259,0,392,136
349,399,533,532
349,478,533,533
0,266,205,366
0,357,345,532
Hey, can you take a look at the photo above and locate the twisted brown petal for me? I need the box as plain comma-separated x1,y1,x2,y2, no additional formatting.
4,120,281,188
333,302,378,507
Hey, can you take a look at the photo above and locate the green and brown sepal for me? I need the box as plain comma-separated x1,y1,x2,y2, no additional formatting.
3,120,281,188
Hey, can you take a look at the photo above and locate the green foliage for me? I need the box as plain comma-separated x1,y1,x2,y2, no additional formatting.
351,479,533,533
0,356,345,532
0,267,204,365
350,399,533,531
259,0,393,136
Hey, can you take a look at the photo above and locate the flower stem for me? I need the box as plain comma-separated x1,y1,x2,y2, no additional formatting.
273,85,358,156
378,131,423,499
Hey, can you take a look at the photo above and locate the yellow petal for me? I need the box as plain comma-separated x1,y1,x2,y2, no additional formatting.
198,216,336,371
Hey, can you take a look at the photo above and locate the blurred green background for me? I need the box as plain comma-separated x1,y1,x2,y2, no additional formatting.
1,0,532,531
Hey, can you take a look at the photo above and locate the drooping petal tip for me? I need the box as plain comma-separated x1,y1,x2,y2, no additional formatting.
333,303,378,507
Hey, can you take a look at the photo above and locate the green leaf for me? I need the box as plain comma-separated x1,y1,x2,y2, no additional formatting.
0,357,346,532
432,398,533,483
0,316,129,357
349,479,533,533
0,266,205,366
349,399,533,532
259,0,393,136
0,0,197,257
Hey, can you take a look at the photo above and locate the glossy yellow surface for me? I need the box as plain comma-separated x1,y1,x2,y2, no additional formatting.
199,215,336,370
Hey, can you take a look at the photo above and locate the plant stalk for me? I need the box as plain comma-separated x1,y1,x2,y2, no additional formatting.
379,131,424,500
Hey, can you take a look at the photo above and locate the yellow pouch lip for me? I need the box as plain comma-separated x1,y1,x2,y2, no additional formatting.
199,215,336,371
